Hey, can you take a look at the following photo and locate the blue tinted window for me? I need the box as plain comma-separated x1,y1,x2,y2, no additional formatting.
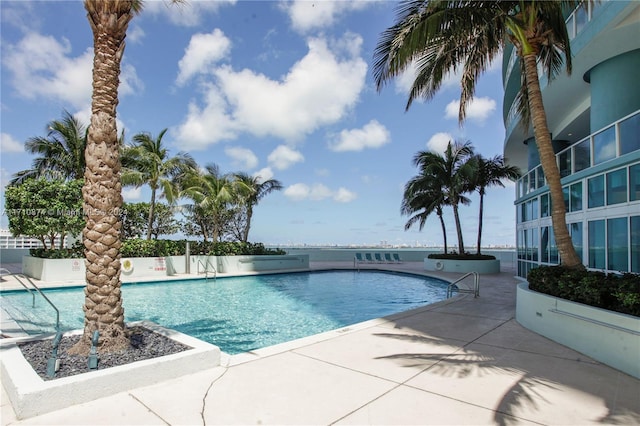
607,168,627,205
589,220,605,269
607,217,628,271
588,175,604,208
619,113,639,156
593,126,616,165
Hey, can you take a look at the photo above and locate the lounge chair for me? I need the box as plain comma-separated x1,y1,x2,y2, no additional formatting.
392,253,403,263
354,252,365,267
365,253,374,263
374,253,384,263
384,253,394,263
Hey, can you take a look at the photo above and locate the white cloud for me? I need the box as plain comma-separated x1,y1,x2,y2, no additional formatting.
1,133,23,153
283,0,371,33
268,145,304,170
426,132,454,153
329,120,390,152
445,97,496,123
122,187,141,201
284,183,356,203
253,167,274,183
334,187,357,203
284,183,310,201
4,32,93,109
176,29,231,86
172,84,237,150
3,32,142,112
225,146,258,170
174,33,367,148
127,25,145,44
143,0,236,27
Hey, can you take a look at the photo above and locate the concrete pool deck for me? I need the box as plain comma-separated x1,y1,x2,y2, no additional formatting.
1,261,639,425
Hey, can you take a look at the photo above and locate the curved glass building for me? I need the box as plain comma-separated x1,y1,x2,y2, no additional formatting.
503,1,640,277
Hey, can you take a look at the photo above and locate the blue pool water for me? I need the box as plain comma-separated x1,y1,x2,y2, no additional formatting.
1,270,450,354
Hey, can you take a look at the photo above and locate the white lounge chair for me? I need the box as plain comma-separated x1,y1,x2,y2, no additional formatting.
365,253,374,263
374,253,384,263
384,253,394,263
392,253,403,263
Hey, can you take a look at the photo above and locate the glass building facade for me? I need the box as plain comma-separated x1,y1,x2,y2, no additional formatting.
502,1,640,277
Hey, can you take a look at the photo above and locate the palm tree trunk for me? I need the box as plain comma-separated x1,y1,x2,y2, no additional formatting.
242,206,253,243
523,54,582,269
437,210,448,254
452,202,465,254
476,191,484,255
146,187,156,240
70,0,133,355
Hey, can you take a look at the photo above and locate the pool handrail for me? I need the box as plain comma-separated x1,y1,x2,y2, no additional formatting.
446,272,480,298
197,257,217,281
0,268,60,331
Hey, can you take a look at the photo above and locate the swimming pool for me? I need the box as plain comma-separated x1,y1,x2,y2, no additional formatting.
1,270,450,354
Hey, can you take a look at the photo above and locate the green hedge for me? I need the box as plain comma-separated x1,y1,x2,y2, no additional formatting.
31,239,286,259
427,253,496,260
527,266,640,317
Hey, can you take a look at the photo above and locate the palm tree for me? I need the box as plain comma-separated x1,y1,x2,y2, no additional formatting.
233,173,283,242
469,154,521,255
181,164,239,242
11,111,87,185
413,141,475,254
373,0,583,268
122,128,197,240
69,0,142,354
401,174,449,253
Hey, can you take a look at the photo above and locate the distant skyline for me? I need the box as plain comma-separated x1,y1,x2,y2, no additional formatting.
1,0,516,249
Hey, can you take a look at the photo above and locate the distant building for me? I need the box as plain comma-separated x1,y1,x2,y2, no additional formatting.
0,229,43,249
503,1,639,277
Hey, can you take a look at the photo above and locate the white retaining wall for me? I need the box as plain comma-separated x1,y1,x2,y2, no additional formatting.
516,282,640,379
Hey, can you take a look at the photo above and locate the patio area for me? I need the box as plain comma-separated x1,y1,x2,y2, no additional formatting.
1,261,639,425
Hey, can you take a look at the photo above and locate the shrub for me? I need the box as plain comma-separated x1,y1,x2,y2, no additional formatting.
30,242,84,259
527,266,640,317
427,253,496,260
29,239,285,259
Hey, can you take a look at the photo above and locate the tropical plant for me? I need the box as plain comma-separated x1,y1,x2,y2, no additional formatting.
401,171,449,253
373,0,583,268
468,154,520,254
232,172,283,242
121,202,181,239
11,111,87,185
4,178,84,249
121,128,197,240
181,164,244,242
412,141,475,253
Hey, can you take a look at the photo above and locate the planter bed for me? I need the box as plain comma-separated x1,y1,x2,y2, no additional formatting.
0,321,221,419
516,282,640,378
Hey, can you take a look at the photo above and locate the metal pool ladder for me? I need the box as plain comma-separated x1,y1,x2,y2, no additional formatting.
0,268,60,331
446,272,480,298
197,257,217,281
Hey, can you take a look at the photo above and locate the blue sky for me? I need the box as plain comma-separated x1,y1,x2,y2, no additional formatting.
1,0,517,248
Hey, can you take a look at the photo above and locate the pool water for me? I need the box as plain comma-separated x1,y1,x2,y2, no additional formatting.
1,270,450,354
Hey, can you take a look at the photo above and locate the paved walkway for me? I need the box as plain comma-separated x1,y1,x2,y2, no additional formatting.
1,262,639,425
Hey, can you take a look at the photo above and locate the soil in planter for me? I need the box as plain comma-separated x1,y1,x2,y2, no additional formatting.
17,326,191,381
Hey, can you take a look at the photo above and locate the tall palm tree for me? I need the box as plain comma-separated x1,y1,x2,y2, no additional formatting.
70,0,142,354
469,154,521,255
413,141,475,253
401,174,449,253
373,0,583,268
233,173,283,242
122,128,197,240
11,111,87,185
